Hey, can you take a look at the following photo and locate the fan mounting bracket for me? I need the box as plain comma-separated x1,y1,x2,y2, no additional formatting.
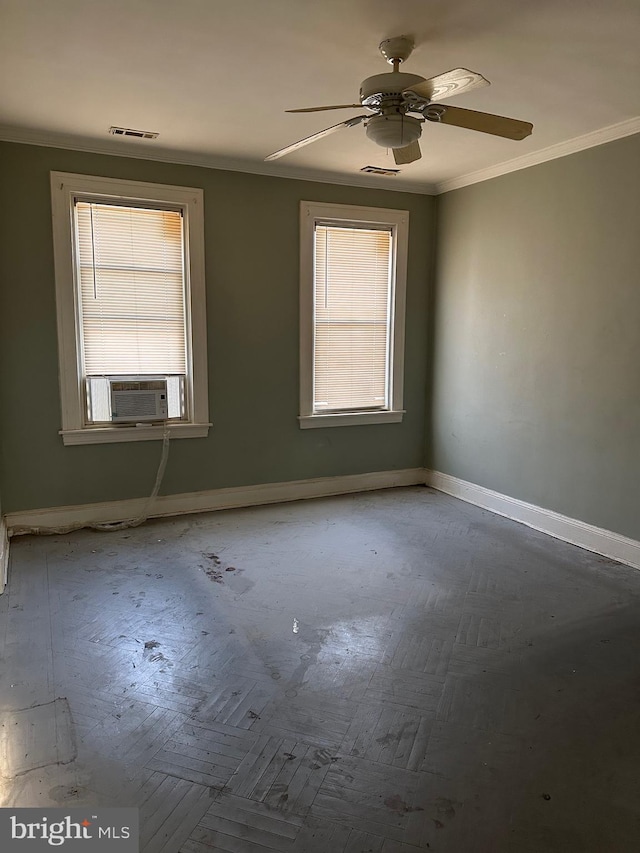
379,36,414,66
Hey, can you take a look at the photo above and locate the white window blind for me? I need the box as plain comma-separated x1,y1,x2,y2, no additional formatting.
313,224,392,412
75,201,187,377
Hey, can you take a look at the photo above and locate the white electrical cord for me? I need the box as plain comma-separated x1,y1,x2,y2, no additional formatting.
13,424,171,537
92,423,171,531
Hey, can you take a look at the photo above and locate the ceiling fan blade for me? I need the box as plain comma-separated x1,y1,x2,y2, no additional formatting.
286,104,363,113
405,68,490,102
425,104,533,140
393,140,422,165
264,115,367,161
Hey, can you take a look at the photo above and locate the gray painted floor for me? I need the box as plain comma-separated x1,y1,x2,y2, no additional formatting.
1,486,640,852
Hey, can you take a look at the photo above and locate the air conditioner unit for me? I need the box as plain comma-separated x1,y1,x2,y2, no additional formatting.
109,377,168,423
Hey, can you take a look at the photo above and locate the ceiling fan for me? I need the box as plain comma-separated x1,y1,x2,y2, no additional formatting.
265,36,533,165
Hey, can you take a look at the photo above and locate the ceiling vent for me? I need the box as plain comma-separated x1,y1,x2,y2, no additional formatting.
109,126,159,139
360,165,400,176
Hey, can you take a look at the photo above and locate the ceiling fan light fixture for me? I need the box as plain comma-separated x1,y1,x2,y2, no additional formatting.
266,36,533,164
365,114,421,149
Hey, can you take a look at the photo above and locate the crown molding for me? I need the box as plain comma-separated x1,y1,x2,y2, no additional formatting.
436,116,640,194
0,125,437,196
2,117,638,198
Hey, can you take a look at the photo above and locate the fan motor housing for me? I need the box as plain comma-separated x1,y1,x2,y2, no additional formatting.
360,72,425,103
366,114,422,149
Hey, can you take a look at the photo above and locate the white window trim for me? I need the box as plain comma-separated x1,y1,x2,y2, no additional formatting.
299,200,408,429
50,172,210,445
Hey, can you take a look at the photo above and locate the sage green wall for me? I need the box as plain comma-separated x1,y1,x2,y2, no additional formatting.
430,133,640,540
0,142,433,513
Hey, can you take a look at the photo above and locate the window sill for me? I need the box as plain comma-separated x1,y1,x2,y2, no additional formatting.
60,422,212,446
298,410,405,429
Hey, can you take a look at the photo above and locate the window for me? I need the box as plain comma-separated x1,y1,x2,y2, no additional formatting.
299,201,408,428
51,172,209,445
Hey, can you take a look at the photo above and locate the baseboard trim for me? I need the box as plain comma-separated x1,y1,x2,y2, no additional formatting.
7,467,638,571
6,468,427,535
426,469,640,570
0,516,9,591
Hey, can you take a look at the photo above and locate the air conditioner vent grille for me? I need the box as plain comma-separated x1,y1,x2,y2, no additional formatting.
109,126,159,139
360,165,401,176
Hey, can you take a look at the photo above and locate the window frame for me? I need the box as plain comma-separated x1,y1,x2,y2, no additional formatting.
299,200,408,429
50,172,210,445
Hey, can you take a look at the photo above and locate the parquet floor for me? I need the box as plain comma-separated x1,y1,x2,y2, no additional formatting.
2,486,640,851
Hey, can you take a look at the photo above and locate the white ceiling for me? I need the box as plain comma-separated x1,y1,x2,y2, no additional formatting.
1,0,639,192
